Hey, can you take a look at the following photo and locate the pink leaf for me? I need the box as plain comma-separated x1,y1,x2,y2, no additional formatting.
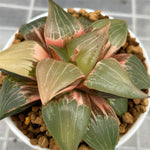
44,0,84,47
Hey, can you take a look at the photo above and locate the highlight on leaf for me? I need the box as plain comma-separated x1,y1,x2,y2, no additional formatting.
42,97,91,150
44,0,84,47
36,58,85,105
84,58,148,99
89,19,128,58
114,54,150,89
83,95,119,150
0,41,49,79
67,22,110,75
20,17,46,46
0,76,39,120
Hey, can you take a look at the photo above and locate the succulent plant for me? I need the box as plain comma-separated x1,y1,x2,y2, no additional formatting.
0,0,150,150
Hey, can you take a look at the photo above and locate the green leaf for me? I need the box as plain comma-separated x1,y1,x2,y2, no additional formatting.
42,98,91,150
20,17,46,45
89,19,128,58
83,115,119,150
0,76,39,120
77,84,122,99
0,41,49,79
106,98,128,117
67,23,110,75
83,95,119,150
114,54,150,89
44,0,84,47
49,45,69,62
84,58,148,99
36,58,85,105
78,16,92,30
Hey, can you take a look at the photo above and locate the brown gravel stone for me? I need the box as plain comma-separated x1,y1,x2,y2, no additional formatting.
38,136,49,148
122,42,128,50
30,139,38,145
12,39,21,44
27,132,34,139
32,106,40,112
72,13,79,18
135,105,147,113
25,117,31,126
127,34,139,46
89,12,99,21
78,9,89,17
22,130,28,135
39,110,42,116
37,134,43,139
129,108,139,117
11,115,19,122
32,117,43,125
122,112,134,124
40,124,47,132
95,10,101,15
119,123,127,134
133,99,141,105
128,100,134,108
68,8,77,14
49,138,62,150
18,114,25,122
78,144,90,150
140,98,149,106
15,32,24,41
31,113,36,121
46,131,51,137
126,45,144,61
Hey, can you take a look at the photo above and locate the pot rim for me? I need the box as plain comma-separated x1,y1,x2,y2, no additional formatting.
3,8,150,150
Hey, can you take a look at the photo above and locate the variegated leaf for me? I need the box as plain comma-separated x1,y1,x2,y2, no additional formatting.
114,54,150,89
0,41,49,79
83,95,119,150
20,17,46,46
36,58,85,105
67,23,110,75
0,76,39,120
42,97,91,150
49,45,69,62
44,0,84,47
106,98,128,117
84,58,148,99
89,19,128,58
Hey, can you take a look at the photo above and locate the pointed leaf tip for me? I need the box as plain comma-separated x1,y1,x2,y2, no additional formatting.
44,0,84,47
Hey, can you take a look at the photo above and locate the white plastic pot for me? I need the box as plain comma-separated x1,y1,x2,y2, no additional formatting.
3,8,150,150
